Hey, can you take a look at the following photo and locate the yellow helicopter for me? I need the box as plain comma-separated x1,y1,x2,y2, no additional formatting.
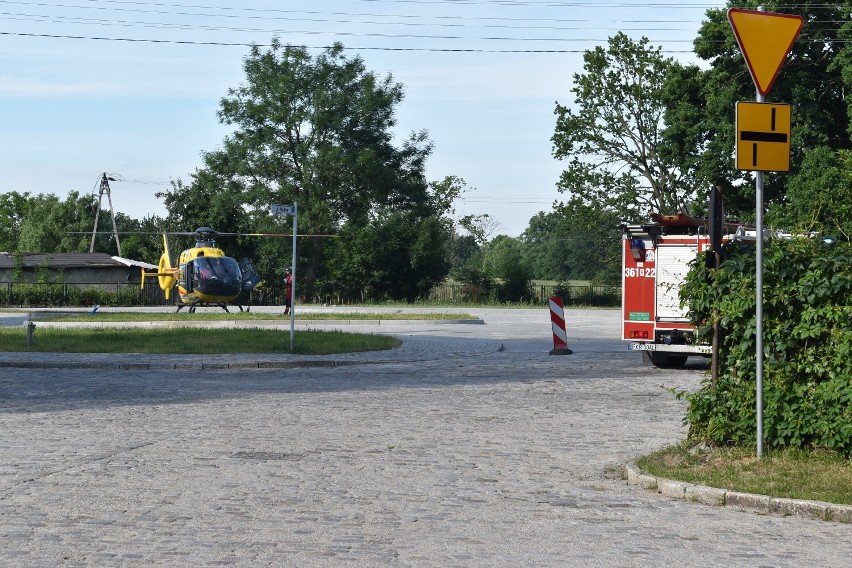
141,227,262,313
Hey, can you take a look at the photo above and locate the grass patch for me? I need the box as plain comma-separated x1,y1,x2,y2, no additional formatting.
637,442,852,505
0,327,400,355
34,311,476,323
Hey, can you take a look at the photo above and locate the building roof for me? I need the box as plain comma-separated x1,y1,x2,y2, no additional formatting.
0,253,156,270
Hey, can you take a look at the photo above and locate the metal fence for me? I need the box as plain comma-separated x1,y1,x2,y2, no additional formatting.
0,281,170,307
425,283,620,307
0,281,621,308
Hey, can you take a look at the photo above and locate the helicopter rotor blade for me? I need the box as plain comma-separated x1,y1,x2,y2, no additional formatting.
70,231,337,237
218,233,338,237
67,231,198,236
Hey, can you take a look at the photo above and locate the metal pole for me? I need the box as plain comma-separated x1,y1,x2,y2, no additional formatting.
755,88,765,459
89,176,104,253
289,202,297,351
103,175,122,257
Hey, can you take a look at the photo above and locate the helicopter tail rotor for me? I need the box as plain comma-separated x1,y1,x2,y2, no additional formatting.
157,234,176,298
140,233,177,300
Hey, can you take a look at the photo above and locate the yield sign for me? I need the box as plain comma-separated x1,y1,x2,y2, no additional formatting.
727,9,803,96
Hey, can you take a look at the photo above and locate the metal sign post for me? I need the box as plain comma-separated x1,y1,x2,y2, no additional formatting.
728,7,802,458
289,202,297,352
755,147,765,459
271,203,298,351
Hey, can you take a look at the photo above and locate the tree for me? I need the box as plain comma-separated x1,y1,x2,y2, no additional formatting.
159,40,437,297
16,192,95,253
0,191,31,252
520,211,570,280
776,147,852,240
552,33,697,219
482,235,534,302
112,213,169,263
327,211,450,301
666,0,852,220
522,202,622,283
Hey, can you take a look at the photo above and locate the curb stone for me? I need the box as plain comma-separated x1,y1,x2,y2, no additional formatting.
0,359,376,370
27,318,485,329
625,462,852,523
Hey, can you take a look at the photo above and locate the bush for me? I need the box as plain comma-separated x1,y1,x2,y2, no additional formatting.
495,262,534,303
680,238,852,456
0,283,149,307
453,266,496,303
553,280,620,307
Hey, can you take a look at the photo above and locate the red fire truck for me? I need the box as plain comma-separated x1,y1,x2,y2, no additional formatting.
621,212,717,368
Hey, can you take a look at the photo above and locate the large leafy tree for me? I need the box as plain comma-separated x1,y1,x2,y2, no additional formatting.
0,190,166,259
330,211,450,301
522,201,622,283
0,191,31,252
16,192,96,253
665,0,852,222
160,40,438,296
552,32,697,219
780,147,852,240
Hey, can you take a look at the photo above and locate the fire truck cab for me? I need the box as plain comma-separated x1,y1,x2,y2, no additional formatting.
621,212,714,368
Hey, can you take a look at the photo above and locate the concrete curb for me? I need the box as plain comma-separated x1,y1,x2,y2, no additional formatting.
0,359,381,371
25,318,485,329
625,462,852,523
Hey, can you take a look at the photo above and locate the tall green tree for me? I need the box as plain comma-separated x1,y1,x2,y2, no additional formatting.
522,202,622,283
112,213,169,263
665,0,852,221
481,235,534,302
160,40,438,297
553,32,697,219
329,211,450,301
16,192,95,253
779,147,852,240
0,191,31,252
521,211,570,280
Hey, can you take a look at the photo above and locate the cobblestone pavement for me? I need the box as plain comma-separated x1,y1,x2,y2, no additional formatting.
0,308,849,567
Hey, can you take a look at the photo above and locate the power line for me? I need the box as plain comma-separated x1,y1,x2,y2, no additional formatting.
0,31,707,52
0,0,720,26
0,0,747,56
0,9,711,34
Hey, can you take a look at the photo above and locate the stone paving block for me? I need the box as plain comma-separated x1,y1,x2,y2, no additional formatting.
624,463,657,490
827,504,852,524
685,484,726,506
772,497,830,521
725,490,773,514
657,479,689,499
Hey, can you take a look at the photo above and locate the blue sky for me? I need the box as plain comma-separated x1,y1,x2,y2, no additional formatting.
1,0,723,237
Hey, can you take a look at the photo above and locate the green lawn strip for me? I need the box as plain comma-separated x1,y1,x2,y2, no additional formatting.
637,442,852,506
0,327,400,355
35,311,476,323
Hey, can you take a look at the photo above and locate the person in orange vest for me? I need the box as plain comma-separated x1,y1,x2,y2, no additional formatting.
283,267,293,315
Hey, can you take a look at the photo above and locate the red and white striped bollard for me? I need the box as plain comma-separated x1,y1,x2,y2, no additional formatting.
548,296,573,355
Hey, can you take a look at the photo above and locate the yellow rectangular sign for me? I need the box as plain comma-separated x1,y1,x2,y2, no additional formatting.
736,101,791,172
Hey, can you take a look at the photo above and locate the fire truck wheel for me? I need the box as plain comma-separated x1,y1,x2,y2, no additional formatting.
648,352,688,369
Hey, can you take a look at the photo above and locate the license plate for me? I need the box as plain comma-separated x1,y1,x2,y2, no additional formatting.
628,342,656,351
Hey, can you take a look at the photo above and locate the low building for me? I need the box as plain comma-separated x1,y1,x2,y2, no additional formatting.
0,253,157,286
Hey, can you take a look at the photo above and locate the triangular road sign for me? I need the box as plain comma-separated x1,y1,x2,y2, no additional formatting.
728,9,803,96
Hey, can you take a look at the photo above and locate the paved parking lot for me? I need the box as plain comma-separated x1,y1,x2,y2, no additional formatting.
0,308,849,566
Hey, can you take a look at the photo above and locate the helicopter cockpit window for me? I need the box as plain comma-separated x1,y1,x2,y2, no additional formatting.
191,256,242,297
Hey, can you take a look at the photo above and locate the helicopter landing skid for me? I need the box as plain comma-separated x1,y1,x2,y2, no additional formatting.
176,302,232,314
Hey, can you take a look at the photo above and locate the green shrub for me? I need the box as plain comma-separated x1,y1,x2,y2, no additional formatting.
1,283,147,307
553,280,620,307
453,266,496,303
680,238,852,456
